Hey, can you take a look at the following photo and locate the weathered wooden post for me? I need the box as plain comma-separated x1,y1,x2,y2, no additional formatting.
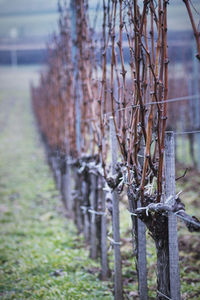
137,142,148,300
62,156,74,217
66,158,74,215
74,168,83,233
61,156,68,210
81,171,90,244
193,40,200,171
180,105,186,162
70,0,82,232
89,173,98,259
99,177,109,280
165,131,181,300
127,188,148,300
51,151,61,191
137,205,148,300
128,143,148,300
70,0,81,156
188,77,196,167
109,116,123,300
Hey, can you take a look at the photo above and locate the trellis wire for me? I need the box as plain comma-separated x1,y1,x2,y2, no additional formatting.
86,203,200,228
80,93,200,124
128,207,200,229
175,212,200,228
174,130,200,135
115,94,200,112
157,290,172,300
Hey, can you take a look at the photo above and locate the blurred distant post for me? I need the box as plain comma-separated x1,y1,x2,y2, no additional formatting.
70,0,81,155
193,40,200,171
188,76,196,167
10,28,18,67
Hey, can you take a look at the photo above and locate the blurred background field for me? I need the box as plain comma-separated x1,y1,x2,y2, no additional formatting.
0,0,199,65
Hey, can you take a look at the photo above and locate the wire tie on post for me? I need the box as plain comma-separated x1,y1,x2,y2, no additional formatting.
157,290,172,300
88,209,106,216
174,209,185,215
128,211,138,217
107,236,122,246
80,205,89,214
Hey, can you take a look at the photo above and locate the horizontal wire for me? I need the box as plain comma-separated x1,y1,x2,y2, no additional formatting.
128,206,200,229
126,94,200,110
174,130,200,135
157,290,172,300
175,212,200,228
80,94,200,124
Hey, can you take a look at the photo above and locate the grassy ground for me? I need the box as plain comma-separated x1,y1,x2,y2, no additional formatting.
0,66,113,300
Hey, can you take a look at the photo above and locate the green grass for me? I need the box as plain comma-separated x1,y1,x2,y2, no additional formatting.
0,66,113,300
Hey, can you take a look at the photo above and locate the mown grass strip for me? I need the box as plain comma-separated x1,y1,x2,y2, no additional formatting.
0,67,113,300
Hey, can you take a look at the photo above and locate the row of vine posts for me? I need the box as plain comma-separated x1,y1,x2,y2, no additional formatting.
31,1,200,299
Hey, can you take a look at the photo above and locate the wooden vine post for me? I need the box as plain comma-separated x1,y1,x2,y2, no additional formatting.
99,177,109,280
73,170,83,234
66,157,74,216
109,116,123,300
70,0,83,233
192,41,200,171
89,173,98,259
82,172,90,244
165,131,181,300
127,186,148,300
50,153,61,191
70,0,81,156
128,144,148,300
137,145,148,300
61,157,68,210
137,204,148,300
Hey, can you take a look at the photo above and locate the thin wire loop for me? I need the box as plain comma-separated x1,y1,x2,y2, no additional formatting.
107,236,122,245
157,290,172,300
88,209,106,216
80,205,90,214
